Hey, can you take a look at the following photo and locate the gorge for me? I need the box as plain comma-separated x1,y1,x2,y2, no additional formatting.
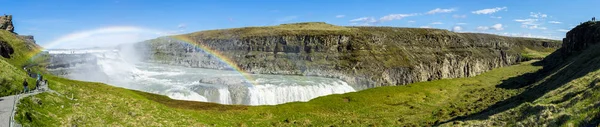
46,22,560,106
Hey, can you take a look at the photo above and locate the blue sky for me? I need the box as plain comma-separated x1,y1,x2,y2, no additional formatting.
1,0,599,49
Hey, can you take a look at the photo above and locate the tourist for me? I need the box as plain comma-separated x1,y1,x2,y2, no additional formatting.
22,78,28,93
36,79,40,91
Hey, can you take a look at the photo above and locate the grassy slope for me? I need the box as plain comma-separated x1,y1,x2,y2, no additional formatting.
443,39,600,126
0,30,44,96
10,23,565,126
16,60,544,126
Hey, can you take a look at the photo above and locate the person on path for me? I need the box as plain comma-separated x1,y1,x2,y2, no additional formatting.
22,78,28,93
35,79,40,91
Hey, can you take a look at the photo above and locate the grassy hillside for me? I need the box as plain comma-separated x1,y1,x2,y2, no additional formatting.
16,59,547,126
441,22,600,126
0,30,46,96
7,23,570,126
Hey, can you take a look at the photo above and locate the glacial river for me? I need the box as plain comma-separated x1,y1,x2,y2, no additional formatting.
47,49,355,105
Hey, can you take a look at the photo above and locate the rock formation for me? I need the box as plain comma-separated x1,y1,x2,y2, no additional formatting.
0,15,14,33
562,21,600,54
140,22,561,89
0,40,14,58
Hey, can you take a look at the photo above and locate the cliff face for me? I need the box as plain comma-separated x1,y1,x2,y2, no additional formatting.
141,23,561,89
562,21,600,54
0,15,14,33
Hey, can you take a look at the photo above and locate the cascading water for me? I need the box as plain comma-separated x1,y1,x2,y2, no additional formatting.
47,48,356,105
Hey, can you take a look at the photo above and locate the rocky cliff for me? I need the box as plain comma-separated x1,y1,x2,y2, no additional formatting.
140,22,561,89
0,15,14,33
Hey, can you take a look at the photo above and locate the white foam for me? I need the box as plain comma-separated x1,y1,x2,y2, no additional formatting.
247,81,355,105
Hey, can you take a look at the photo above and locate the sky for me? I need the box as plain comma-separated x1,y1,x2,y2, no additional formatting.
1,0,599,49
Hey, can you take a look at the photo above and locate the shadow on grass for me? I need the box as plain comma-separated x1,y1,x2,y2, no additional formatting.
131,90,248,111
439,46,600,125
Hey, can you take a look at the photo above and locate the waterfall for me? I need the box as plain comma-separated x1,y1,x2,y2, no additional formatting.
47,48,357,105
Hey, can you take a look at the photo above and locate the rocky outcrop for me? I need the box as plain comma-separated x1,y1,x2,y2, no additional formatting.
140,23,561,89
0,40,14,58
0,15,14,33
18,35,35,44
561,21,600,54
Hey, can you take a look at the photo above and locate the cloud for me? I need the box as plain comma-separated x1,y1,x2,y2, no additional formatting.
452,26,463,32
426,8,456,14
379,13,418,22
501,32,559,40
453,14,467,19
514,12,552,30
557,29,569,32
408,20,416,23
476,24,504,31
548,21,562,24
349,17,378,25
430,22,443,25
177,23,187,29
420,26,431,28
472,7,507,14
350,17,376,22
335,15,345,18
490,16,502,19
276,16,298,22
530,12,548,18
44,26,170,49
476,26,489,31
491,23,504,30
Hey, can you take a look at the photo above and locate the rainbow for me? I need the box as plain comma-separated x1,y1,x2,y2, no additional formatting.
38,26,256,86
168,35,256,86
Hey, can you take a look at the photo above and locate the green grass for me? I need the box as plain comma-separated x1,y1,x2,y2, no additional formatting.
15,60,545,126
0,30,46,96
444,37,600,126
7,23,565,126
521,47,556,60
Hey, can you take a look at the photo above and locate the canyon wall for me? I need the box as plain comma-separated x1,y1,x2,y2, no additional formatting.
140,23,561,89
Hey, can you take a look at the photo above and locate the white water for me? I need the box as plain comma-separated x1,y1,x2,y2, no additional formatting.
48,49,356,105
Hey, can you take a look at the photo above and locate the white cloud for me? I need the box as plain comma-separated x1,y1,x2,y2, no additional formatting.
501,32,559,40
335,15,345,18
472,7,507,14
490,16,502,19
452,14,467,19
276,16,298,22
548,21,562,24
350,17,378,25
514,19,538,23
476,26,489,31
408,20,416,23
350,17,377,22
557,29,569,32
491,23,504,30
452,26,463,32
420,26,431,28
45,26,170,49
426,8,456,14
476,24,504,31
177,23,187,29
515,18,545,29
530,12,548,18
379,13,418,22
430,22,443,25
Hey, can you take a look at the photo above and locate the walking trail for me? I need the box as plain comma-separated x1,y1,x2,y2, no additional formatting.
0,81,51,127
